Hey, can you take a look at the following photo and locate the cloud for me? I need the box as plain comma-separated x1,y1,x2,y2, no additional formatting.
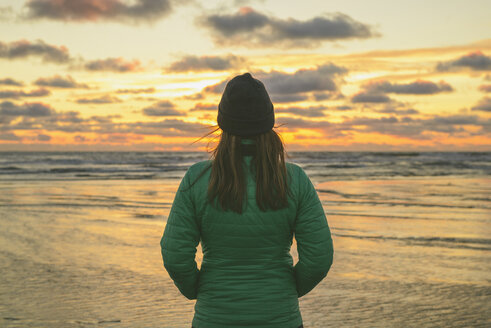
201,7,269,36
0,132,22,141
199,7,380,47
141,100,185,116
127,119,206,135
89,114,122,123
48,110,86,124
351,92,392,103
203,80,228,94
425,115,481,126
37,133,51,141
190,103,216,111
0,101,55,117
76,95,122,104
335,105,352,111
276,105,328,118
351,79,454,104
478,84,491,93
341,116,423,138
181,92,204,100
312,92,333,101
436,51,491,71
116,87,156,94
74,135,87,142
0,88,50,99
24,0,173,24
362,79,454,94
166,54,245,72
276,116,331,130
0,78,24,86
134,96,159,101
98,133,143,143
84,57,142,72
34,75,89,88
272,14,376,40
376,107,420,115
270,94,309,103
471,97,491,112
0,39,71,63
259,64,347,94
347,115,398,125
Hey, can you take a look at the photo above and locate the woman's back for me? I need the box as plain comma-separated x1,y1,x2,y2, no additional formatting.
161,152,333,328
160,72,333,328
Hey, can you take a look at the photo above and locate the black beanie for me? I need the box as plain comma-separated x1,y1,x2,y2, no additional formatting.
217,72,274,137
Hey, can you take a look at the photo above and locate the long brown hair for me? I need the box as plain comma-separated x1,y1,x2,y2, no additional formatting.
197,127,290,213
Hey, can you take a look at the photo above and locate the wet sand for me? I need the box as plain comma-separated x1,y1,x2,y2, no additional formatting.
1,176,490,327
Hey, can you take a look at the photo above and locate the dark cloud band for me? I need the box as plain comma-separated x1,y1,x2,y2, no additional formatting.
0,101,54,117
0,88,50,99
85,57,142,72
76,95,122,104
200,7,380,47
166,54,245,72
141,101,185,117
0,39,70,63
471,97,491,112
24,0,172,23
436,51,491,72
34,75,89,88
363,80,454,94
0,78,24,86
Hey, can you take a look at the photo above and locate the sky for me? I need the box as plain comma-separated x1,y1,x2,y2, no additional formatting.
0,0,490,152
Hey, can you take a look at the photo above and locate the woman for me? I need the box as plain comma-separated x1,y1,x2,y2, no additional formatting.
160,73,334,328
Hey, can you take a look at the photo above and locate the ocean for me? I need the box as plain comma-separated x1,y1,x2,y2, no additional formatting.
0,151,490,327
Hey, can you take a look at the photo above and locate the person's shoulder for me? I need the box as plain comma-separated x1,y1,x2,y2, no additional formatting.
286,161,301,171
185,160,212,181
286,161,311,183
286,161,304,176
188,159,212,173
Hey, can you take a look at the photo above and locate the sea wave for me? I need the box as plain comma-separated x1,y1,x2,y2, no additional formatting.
0,151,489,181
333,233,491,251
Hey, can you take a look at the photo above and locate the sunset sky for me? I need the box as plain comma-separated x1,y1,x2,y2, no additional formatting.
0,0,490,151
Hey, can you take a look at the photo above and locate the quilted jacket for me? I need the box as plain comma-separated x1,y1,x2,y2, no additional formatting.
160,150,334,328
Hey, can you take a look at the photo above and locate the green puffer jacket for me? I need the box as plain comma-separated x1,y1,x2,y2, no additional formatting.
160,153,334,328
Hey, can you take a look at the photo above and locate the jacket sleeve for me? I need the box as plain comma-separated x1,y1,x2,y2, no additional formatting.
293,166,334,298
160,170,200,300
